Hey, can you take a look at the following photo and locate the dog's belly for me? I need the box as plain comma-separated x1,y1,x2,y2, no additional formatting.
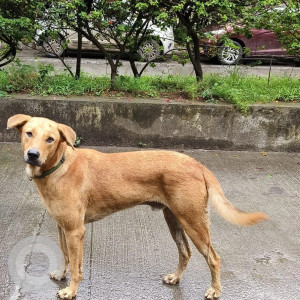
84,196,165,224
84,211,112,223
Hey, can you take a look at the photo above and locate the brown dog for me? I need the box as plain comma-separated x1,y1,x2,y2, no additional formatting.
7,114,267,299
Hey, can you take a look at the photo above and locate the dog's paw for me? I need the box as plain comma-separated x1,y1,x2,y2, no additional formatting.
50,269,66,281
205,287,221,299
57,287,74,299
163,273,181,285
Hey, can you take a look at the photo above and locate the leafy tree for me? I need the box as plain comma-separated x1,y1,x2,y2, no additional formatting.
247,0,300,57
158,0,257,81
41,0,172,85
159,0,300,80
0,0,43,67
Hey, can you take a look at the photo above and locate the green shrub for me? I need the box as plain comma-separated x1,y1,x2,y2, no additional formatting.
0,63,299,111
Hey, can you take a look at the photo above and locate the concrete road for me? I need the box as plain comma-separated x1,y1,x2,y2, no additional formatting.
0,143,299,300
13,49,300,78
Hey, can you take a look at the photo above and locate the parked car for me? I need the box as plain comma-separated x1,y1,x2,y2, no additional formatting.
36,24,174,62
200,25,299,65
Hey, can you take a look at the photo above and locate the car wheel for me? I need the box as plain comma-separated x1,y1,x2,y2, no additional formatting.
217,41,243,65
138,39,161,61
42,37,66,58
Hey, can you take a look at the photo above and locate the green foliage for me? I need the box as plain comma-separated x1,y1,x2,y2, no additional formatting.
0,64,299,112
155,0,257,80
34,73,111,96
0,70,8,95
158,0,300,81
247,0,300,56
201,72,300,112
112,74,199,98
0,0,45,66
162,0,253,37
1,61,38,92
74,136,83,147
41,0,173,80
138,141,148,147
37,64,55,81
1,0,299,88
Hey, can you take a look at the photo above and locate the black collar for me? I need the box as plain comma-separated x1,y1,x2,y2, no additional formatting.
30,154,66,180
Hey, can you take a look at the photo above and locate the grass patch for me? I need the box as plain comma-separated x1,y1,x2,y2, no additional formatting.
201,73,300,111
0,62,299,111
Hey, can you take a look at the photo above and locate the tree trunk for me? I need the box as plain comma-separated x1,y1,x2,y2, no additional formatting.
129,58,139,77
75,31,83,79
187,37,203,81
177,12,203,81
110,64,118,89
192,49,203,82
81,27,119,88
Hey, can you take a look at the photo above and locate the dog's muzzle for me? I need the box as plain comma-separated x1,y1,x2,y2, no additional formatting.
25,148,41,166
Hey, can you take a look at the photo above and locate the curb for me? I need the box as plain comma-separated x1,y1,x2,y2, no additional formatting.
1,95,299,152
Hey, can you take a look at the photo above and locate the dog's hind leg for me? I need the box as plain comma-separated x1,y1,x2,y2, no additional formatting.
178,212,221,300
162,207,192,285
50,225,69,281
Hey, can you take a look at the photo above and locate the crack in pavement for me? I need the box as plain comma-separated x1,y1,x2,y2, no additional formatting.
87,223,94,300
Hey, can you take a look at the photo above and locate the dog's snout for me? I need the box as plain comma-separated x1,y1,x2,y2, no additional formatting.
27,149,40,160
25,148,41,166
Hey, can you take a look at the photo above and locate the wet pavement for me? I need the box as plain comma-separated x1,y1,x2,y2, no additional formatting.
0,142,299,300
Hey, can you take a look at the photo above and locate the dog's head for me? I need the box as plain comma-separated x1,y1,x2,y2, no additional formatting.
7,114,76,168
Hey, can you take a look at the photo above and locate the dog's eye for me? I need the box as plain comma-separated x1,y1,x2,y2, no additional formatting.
26,132,33,138
46,137,54,143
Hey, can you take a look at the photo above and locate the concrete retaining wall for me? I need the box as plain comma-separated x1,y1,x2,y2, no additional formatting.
0,96,299,152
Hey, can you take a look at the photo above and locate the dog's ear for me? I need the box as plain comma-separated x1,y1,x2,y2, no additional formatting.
58,123,76,149
7,114,32,132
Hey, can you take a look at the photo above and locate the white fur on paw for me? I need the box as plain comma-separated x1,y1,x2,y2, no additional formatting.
163,273,181,285
205,287,221,299
50,269,65,281
58,287,74,299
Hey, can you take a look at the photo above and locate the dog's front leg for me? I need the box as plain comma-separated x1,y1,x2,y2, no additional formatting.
57,226,86,300
51,225,69,281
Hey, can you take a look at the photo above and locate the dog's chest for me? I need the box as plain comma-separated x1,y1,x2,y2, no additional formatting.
35,183,68,217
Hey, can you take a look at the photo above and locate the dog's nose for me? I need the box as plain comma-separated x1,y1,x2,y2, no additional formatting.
27,149,40,160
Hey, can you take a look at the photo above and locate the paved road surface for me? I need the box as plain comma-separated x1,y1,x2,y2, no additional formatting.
13,49,300,78
0,143,299,300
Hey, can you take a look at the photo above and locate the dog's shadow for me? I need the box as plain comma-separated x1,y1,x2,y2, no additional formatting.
163,282,184,300
50,277,76,300
51,276,184,300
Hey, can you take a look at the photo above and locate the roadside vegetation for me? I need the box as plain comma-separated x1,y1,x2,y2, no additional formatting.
0,62,299,112
1,0,299,84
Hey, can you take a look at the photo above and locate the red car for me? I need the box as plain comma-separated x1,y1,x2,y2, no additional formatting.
200,25,298,65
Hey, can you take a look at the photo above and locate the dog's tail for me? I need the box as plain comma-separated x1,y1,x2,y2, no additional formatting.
203,167,268,226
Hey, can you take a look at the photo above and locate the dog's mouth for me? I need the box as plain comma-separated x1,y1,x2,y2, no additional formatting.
25,158,42,167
